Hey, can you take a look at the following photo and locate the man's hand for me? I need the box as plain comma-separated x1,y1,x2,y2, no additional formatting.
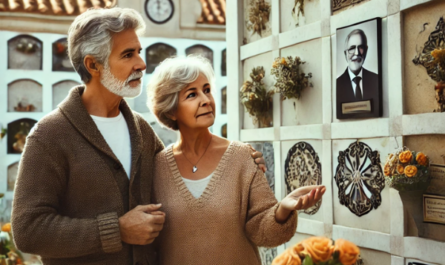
275,185,326,223
250,145,267,173
118,204,165,245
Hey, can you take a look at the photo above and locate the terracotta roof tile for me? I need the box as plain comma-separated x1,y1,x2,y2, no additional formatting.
0,0,116,15
198,0,225,25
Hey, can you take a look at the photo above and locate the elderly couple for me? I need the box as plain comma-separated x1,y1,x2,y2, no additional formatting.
11,7,325,265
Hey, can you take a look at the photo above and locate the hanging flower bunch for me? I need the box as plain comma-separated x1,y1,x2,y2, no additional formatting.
246,0,271,37
240,66,274,127
272,237,361,265
384,148,431,192
271,56,312,100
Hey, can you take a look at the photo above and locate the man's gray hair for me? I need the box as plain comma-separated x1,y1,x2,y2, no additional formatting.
68,7,146,83
344,29,368,51
147,56,215,131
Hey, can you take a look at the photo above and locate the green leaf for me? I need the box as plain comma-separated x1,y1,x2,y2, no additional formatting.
302,255,314,265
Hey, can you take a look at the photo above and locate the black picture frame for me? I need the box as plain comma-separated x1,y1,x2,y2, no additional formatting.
336,17,383,119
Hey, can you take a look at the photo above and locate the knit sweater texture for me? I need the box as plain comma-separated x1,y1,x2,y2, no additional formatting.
152,141,297,265
11,86,164,265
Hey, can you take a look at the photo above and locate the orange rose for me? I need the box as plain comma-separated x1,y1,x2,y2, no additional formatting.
416,152,428,166
404,165,417,177
334,239,360,265
272,247,301,265
397,164,405,174
301,237,334,263
1,223,11,232
399,151,413,164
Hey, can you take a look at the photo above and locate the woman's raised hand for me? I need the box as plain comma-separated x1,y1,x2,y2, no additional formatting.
275,185,326,223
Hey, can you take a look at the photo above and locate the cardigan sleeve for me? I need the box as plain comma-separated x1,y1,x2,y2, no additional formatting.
11,136,122,258
245,168,297,248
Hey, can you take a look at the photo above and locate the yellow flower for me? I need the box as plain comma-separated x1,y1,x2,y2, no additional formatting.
397,164,405,174
416,152,428,166
281,57,288,66
1,223,11,232
399,151,413,164
272,60,278,68
404,165,418,177
334,239,360,265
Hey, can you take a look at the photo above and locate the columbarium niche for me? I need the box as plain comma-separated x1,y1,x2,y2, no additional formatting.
52,80,81,109
146,43,177,74
7,118,37,154
185,44,213,67
8,35,42,70
8,79,43,112
52,38,74,72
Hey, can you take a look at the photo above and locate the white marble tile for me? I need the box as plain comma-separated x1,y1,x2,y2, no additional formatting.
400,0,434,11
279,21,322,48
240,35,276,60
402,113,445,135
333,225,391,252
403,237,445,264
331,118,390,139
280,124,324,140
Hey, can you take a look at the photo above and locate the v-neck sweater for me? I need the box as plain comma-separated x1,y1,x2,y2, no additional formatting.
152,141,297,265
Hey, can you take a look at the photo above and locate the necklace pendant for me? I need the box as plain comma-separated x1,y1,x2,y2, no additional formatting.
192,166,198,173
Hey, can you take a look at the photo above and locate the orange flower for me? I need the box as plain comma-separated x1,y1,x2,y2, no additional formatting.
397,164,405,174
272,247,301,265
281,57,288,66
404,165,417,177
416,152,428,166
1,223,11,232
334,239,360,265
399,151,413,164
301,237,334,263
272,60,278,68
384,164,391,176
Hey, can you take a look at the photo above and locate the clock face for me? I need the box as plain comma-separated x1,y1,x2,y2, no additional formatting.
145,0,174,24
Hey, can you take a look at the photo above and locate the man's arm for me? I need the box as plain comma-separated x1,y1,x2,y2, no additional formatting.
11,136,122,258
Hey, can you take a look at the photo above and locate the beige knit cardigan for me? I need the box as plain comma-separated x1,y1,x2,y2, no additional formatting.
11,86,164,265
152,141,297,265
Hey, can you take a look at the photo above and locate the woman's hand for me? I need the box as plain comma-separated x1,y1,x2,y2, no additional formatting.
275,185,326,223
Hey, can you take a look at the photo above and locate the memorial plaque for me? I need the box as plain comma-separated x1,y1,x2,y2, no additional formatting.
423,194,445,225
426,164,445,196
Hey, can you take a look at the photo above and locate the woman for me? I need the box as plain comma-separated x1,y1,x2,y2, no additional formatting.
147,56,325,265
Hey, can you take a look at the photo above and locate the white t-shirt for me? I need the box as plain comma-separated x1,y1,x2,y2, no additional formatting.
182,173,213,198
91,112,132,179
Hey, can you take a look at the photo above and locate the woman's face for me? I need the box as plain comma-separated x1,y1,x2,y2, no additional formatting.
174,74,216,130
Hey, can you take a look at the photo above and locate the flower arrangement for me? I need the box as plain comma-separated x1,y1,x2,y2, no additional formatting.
271,56,312,100
246,0,271,37
383,148,431,192
272,237,361,265
240,66,274,127
1,223,23,265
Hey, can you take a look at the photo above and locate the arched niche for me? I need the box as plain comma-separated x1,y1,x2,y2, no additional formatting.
221,123,227,138
185,44,213,67
53,80,81,109
221,49,227,76
53,38,74,72
8,79,43,112
146,43,177,74
221,86,227,114
8,35,43,70
7,162,19,191
7,118,37,154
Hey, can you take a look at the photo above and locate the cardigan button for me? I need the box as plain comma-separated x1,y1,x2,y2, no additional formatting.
114,163,121,170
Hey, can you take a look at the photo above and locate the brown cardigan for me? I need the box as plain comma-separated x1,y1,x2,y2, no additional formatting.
11,86,164,265
152,141,297,265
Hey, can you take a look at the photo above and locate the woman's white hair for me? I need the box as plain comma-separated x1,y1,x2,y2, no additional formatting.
147,55,215,130
67,7,146,83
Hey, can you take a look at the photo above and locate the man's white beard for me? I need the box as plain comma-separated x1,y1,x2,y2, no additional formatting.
100,63,143,98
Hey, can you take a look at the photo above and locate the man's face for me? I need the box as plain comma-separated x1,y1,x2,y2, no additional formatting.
345,33,367,73
100,28,146,98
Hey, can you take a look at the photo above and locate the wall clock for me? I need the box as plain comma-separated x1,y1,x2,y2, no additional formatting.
144,0,174,24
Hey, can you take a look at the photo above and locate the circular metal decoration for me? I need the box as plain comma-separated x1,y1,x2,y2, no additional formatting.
144,0,174,24
334,141,385,217
284,142,322,215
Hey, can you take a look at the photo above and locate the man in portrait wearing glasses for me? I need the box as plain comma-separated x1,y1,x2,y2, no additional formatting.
336,29,379,114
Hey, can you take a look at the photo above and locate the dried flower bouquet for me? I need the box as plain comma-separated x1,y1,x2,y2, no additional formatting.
271,56,312,100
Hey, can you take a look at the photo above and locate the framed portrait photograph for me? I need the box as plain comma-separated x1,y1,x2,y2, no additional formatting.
336,17,383,119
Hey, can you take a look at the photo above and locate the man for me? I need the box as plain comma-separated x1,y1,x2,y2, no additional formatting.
11,8,265,265
336,29,379,118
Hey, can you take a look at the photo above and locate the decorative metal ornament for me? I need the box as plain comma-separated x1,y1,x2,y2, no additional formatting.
284,142,322,215
334,141,385,217
332,0,366,12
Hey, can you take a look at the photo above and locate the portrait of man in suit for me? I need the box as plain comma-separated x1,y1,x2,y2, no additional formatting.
336,20,382,119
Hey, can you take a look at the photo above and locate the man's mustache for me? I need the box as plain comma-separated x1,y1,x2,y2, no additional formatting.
126,71,143,84
351,56,363,62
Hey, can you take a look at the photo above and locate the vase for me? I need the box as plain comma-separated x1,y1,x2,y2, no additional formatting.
399,190,426,236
